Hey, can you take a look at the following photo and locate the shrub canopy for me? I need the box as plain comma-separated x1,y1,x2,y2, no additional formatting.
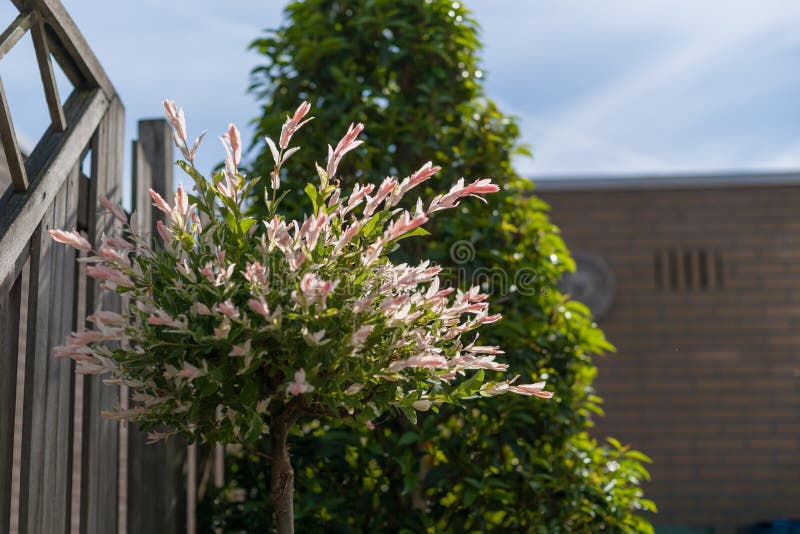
204,1,656,531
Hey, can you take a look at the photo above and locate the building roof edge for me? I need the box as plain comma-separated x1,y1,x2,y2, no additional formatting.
531,170,800,192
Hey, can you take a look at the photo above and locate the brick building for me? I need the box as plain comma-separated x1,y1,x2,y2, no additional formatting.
537,172,800,533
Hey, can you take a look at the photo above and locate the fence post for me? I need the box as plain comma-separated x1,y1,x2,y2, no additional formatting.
132,119,173,239
127,118,188,534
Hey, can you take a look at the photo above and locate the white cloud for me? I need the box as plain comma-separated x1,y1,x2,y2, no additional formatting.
471,0,800,176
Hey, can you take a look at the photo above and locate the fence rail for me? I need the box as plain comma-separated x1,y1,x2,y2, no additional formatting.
0,1,194,532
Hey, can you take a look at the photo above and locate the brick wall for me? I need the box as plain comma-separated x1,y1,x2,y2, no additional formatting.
539,184,800,532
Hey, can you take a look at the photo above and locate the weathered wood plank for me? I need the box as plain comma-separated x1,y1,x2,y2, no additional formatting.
71,146,90,533
17,168,77,533
117,307,129,534
80,95,123,534
44,22,86,91
127,434,188,534
37,170,67,534
0,77,29,192
0,10,32,60
0,88,108,286
80,365,119,534
28,0,116,98
70,246,88,533
42,164,79,533
0,264,23,534
17,212,50,533
132,119,173,241
187,444,197,534
31,14,67,132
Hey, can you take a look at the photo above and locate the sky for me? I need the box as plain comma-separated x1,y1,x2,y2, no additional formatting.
1,0,799,206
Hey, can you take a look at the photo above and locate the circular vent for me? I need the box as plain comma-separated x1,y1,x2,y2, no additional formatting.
559,251,615,319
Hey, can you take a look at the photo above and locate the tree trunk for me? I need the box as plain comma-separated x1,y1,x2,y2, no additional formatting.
270,416,294,534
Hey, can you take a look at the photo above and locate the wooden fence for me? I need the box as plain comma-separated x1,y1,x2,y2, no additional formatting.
0,1,198,532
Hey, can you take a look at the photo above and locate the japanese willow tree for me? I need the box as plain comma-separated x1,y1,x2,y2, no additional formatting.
204,0,655,532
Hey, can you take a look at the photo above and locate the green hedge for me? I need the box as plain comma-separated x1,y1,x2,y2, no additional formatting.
200,1,655,531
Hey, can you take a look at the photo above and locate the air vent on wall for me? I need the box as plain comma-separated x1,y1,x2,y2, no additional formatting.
654,248,723,292
559,251,616,318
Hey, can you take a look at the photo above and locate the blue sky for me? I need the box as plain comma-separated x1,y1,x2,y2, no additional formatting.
1,0,799,205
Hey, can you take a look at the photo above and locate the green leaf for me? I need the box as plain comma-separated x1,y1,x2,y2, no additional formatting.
397,432,419,446
177,160,206,188
197,379,218,396
239,217,258,235
626,450,653,464
224,210,239,236
304,183,323,214
399,405,417,425
315,162,329,190
358,213,383,240
454,369,485,398
392,227,430,242
462,486,478,507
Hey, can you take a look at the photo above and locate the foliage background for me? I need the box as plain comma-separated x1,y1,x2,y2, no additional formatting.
200,0,655,531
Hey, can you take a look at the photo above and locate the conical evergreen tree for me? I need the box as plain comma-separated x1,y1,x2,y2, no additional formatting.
202,1,655,531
